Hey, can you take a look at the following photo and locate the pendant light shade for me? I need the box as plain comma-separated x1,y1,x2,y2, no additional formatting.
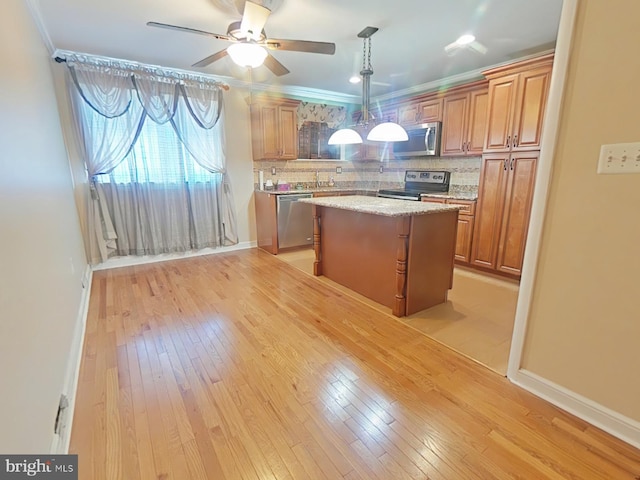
329,27,408,145
227,43,268,68
367,122,409,142
327,128,363,145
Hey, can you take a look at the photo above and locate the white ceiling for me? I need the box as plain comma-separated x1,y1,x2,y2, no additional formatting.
32,0,564,101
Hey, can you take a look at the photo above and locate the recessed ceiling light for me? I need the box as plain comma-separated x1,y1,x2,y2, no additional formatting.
456,34,476,45
349,76,361,84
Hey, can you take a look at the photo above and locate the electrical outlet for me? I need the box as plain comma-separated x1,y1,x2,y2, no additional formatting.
336,166,342,174
271,167,277,175
597,142,640,174
379,165,384,173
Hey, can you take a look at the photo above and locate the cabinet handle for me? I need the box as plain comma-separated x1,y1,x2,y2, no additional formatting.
513,134,518,148
504,159,508,171
510,158,514,170
506,135,511,148
463,142,467,152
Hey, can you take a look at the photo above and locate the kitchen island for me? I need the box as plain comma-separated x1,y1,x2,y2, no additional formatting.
299,195,462,317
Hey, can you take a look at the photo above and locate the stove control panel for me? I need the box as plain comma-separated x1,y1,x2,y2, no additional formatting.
404,170,450,184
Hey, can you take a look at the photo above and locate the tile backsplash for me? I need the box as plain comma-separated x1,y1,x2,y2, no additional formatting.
254,156,481,196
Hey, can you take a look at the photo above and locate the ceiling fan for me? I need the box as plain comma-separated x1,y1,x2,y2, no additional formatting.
147,1,335,76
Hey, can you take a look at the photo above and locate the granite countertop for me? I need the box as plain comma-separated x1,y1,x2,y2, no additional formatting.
255,187,476,201
255,187,378,195
421,193,478,201
298,195,463,217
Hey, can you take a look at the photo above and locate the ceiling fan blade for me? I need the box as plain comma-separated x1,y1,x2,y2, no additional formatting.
265,38,335,55
444,41,461,56
192,49,229,68
147,21,231,41
469,41,488,55
240,1,271,41
263,53,290,76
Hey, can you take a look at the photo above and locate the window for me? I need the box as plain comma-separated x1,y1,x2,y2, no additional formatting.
96,117,219,185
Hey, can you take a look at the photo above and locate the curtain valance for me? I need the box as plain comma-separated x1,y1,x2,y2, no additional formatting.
67,62,224,129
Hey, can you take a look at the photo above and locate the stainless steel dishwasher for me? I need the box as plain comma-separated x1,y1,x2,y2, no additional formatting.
276,193,313,249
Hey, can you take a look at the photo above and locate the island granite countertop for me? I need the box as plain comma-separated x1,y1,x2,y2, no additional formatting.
255,188,476,201
299,195,463,217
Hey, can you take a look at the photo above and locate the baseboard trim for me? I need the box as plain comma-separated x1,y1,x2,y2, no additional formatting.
49,265,93,454
511,369,640,449
93,241,257,270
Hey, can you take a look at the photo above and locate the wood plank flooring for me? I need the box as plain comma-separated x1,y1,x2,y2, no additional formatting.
276,248,518,374
70,248,640,479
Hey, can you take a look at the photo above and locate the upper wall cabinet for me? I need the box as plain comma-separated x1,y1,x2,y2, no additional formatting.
441,84,488,157
483,54,553,153
397,97,443,126
250,98,300,161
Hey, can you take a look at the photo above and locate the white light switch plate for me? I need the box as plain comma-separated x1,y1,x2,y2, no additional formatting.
597,142,640,174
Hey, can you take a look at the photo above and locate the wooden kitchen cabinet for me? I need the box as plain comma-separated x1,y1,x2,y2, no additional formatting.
254,190,278,254
470,152,538,276
250,98,300,160
441,86,488,156
483,54,553,153
422,197,476,263
398,97,443,126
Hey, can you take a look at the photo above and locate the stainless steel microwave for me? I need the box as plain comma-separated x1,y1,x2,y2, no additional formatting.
393,122,441,157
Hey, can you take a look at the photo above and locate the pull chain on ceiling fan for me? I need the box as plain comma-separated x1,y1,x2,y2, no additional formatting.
147,0,335,76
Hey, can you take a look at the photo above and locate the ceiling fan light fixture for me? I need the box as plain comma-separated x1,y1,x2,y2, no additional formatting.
367,122,409,142
328,128,363,145
456,34,476,45
227,42,268,68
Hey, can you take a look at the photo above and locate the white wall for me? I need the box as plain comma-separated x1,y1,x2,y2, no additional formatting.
0,0,88,453
223,88,257,244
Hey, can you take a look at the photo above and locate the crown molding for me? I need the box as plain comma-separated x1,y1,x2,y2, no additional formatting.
24,0,55,54
49,46,554,107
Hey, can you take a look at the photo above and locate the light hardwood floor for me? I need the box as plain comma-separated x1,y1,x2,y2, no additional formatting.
70,249,640,479
276,248,518,375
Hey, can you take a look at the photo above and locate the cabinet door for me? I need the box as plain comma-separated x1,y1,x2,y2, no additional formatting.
279,106,298,160
259,104,280,159
398,103,419,125
455,215,474,263
441,93,469,156
484,73,519,152
495,152,538,275
255,192,278,254
466,89,489,155
470,154,509,269
417,99,442,123
511,66,552,151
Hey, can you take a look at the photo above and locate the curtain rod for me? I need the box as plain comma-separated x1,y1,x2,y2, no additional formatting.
53,52,230,91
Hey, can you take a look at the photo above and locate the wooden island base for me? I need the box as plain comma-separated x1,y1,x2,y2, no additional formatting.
311,203,458,317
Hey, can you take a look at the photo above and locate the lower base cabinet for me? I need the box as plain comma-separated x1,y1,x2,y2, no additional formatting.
255,191,278,254
422,198,476,264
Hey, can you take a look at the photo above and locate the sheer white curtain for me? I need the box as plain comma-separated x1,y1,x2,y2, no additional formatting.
64,56,237,263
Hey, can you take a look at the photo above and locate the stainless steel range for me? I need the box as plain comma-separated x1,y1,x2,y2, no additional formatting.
377,170,450,201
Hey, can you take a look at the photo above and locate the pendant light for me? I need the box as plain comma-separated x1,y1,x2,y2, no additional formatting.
328,27,408,145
